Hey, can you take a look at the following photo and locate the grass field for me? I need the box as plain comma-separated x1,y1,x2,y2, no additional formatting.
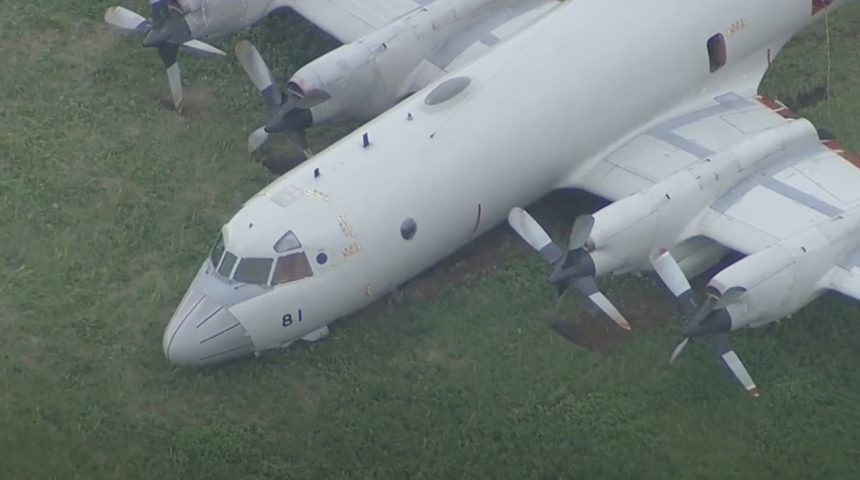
2,1,860,478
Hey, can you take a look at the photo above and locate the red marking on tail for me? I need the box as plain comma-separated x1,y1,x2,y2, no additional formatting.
812,0,834,15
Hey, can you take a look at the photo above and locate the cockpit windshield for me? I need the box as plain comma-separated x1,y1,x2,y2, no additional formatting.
272,253,313,285
210,234,225,268
234,257,273,285
218,252,238,278
207,231,317,286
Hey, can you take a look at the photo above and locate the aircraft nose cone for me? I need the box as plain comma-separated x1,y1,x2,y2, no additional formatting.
163,290,255,367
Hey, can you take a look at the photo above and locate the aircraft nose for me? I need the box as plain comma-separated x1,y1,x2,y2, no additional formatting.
162,290,255,367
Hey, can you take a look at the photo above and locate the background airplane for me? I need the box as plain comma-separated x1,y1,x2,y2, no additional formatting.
104,0,559,148
163,0,857,398
236,0,560,158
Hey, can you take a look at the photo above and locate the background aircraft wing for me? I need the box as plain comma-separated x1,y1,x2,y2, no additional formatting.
423,0,560,74
275,0,424,42
573,92,860,256
276,0,559,58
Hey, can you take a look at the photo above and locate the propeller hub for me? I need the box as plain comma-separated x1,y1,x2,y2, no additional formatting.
142,9,191,47
683,308,732,337
547,249,596,285
265,108,312,134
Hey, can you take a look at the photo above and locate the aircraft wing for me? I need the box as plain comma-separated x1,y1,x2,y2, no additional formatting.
276,0,423,42
277,0,559,61
573,92,860,256
424,0,560,74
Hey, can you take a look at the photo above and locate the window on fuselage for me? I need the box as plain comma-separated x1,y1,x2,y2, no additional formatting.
272,252,313,285
234,257,274,285
707,34,727,73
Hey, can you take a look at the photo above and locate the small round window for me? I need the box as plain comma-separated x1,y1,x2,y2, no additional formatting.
316,252,328,265
400,218,417,240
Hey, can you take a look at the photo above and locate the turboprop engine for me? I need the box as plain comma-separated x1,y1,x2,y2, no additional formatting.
239,0,501,156
586,119,821,278
651,205,860,396
509,119,821,332
697,206,860,333
175,0,275,39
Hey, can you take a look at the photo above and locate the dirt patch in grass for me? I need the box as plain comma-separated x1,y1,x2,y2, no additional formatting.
549,283,678,354
26,29,62,60
165,86,218,118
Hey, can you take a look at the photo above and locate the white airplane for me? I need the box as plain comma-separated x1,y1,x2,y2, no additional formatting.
163,0,859,396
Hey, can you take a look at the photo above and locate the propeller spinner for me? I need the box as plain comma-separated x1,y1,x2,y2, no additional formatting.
508,207,630,331
104,2,226,111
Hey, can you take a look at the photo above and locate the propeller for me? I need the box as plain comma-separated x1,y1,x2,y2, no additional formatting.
104,2,226,111
508,207,630,330
650,249,759,397
236,40,331,157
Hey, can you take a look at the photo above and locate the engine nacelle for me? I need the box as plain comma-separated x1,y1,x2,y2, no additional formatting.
177,0,274,39
586,119,819,277
291,0,496,125
712,206,860,330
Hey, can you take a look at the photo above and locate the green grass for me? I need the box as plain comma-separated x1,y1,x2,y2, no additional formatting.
2,2,860,478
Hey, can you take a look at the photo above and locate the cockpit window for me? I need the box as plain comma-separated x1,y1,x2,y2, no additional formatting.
272,252,313,285
210,234,226,268
274,230,302,253
218,251,238,278
234,257,273,285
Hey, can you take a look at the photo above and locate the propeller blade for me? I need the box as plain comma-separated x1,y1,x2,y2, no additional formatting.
248,127,269,154
165,61,183,111
507,208,564,264
235,40,276,94
651,249,699,316
181,39,226,58
296,89,331,110
568,214,594,251
669,337,689,364
651,249,691,297
573,277,630,330
104,6,150,33
236,40,285,117
713,286,747,311
687,295,717,330
720,350,759,397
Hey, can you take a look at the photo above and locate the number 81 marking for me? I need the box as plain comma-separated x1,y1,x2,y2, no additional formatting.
282,309,303,327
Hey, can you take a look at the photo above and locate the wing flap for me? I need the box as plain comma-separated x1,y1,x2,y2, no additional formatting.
701,143,860,255
826,263,860,303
